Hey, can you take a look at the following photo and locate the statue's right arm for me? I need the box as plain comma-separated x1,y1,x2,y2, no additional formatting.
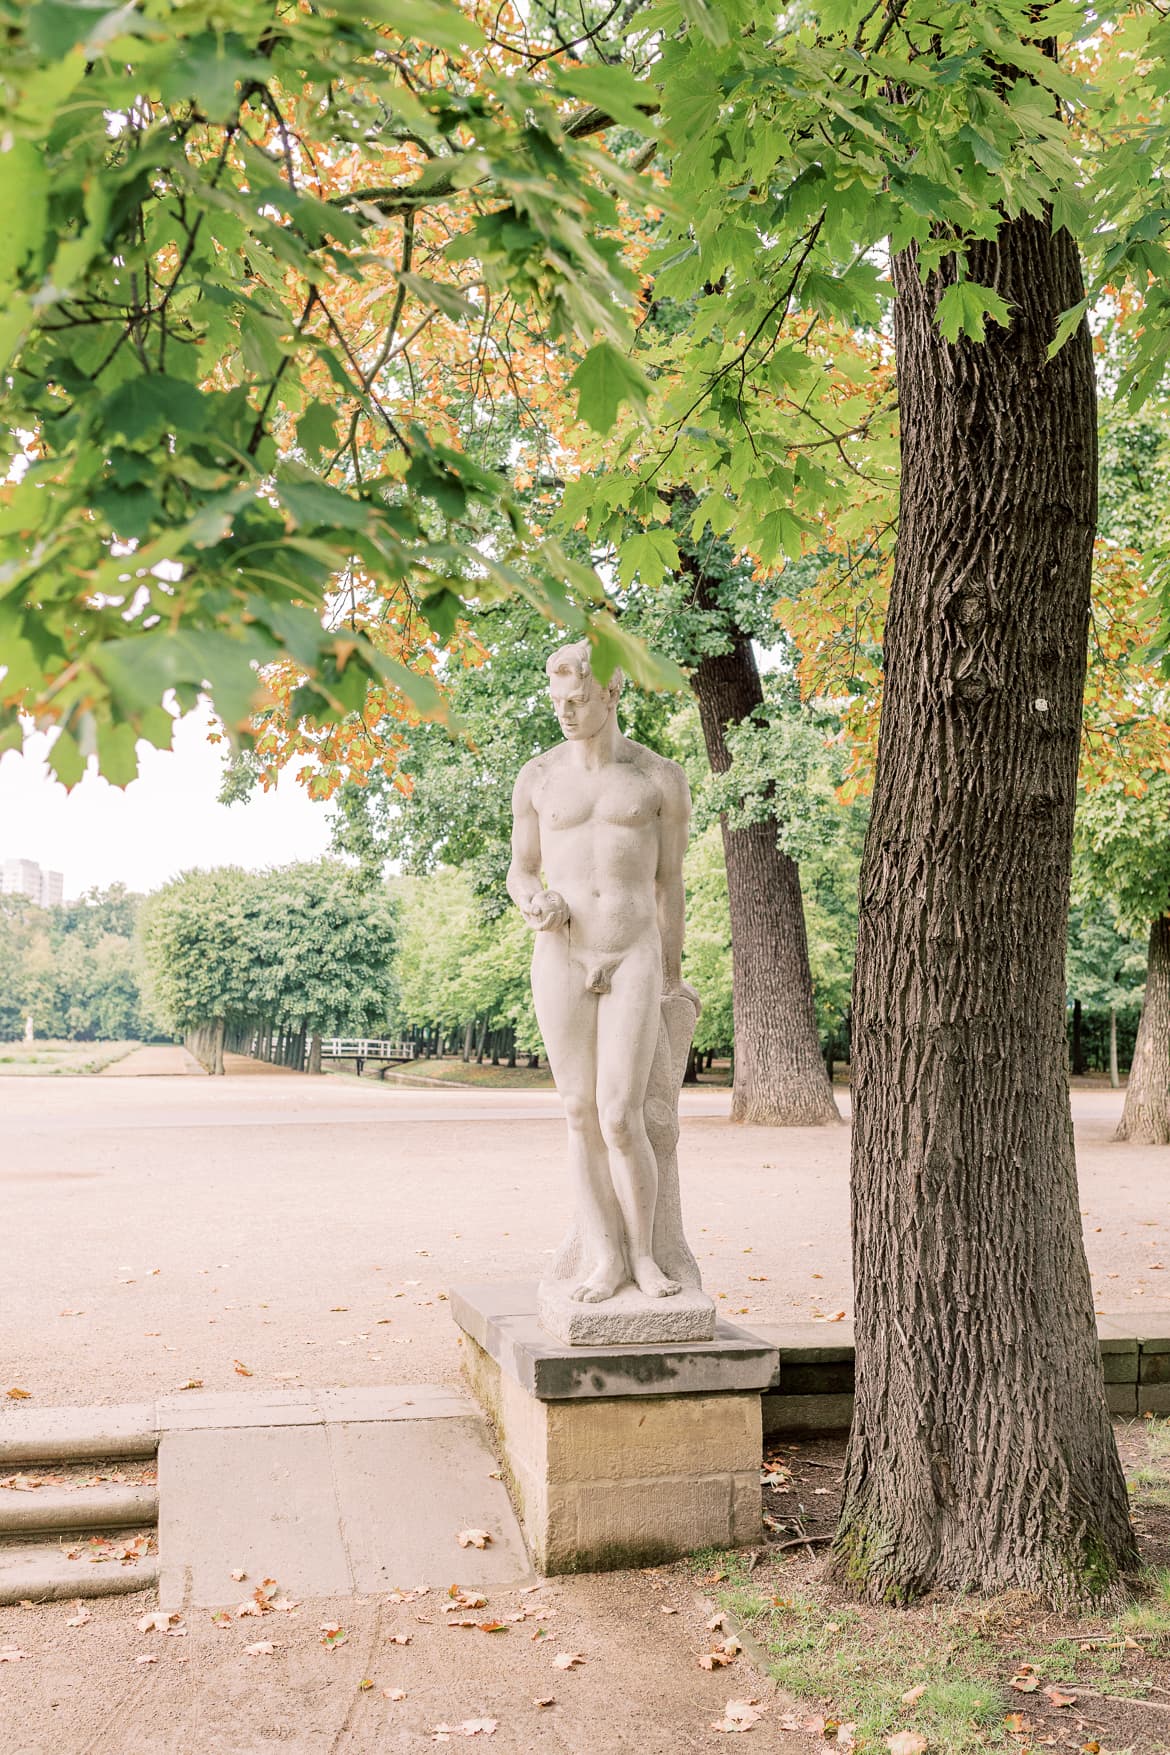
506,764,544,918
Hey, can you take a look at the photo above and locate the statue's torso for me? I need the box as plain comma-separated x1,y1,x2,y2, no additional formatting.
531,743,663,954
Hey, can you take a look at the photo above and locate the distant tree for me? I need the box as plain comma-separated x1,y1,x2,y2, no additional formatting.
1065,902,1147,1083
139,868,258,1072
139,861,396,1073
1074,778,1170,1143
394,870,538,1059
0,887,147,1041
252,863,398,1072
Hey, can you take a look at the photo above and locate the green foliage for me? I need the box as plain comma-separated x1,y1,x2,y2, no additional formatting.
139,859,395,1036
681,828,734,1055
0,886,147,1040
393,868,538,1050
0,0,673,778
1073,775,1170,937
329,600,677,902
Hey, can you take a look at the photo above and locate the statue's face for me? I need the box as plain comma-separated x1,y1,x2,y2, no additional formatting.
549,667,613,740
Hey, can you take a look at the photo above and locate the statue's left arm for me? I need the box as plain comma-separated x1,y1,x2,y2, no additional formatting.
655,762,691,996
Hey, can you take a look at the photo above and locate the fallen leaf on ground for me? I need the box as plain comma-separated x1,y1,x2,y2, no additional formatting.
0,1649,26,1662
900,1685,926,1705
712,1698,763,1733
358,1678,374,1690
457,1529,492,1549
233,1361,253,1377
230,1569,247,1582
1010,1672,1039,1694
245,1641,276,1657
707,1612,729,1633
389,1586,429,1604
271,1596,299,1613
660,1605,679,1615
65,1603,92,1628
1003,1715,1031,1735
172,1379,203,1392
886,1734,927,1755
459,1722,497,1737
383,1688,407,1700
388,1633,412,1646
6,1388,31,1400
210,1611,232,1628
1043,1686,1077,1709
698,1648,737,1670
320,1623,349,1649
138,1611,182,1634
135,1653,158,1665
534,1696,555,1708
553,1652,586,1669
446,1589,488,1611
447,1617,480,1629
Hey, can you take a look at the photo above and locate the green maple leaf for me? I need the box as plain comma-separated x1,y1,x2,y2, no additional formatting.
568,343,649,435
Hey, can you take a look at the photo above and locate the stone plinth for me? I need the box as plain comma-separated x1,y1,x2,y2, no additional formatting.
538,1280,715,1347
452,1284,777,1574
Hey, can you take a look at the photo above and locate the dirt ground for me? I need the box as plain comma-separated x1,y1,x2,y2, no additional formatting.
701,1417,1170,1754
1,1073,1166,1406
0,1557,815,1755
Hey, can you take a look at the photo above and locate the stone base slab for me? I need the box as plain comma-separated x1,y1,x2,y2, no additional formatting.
453,1285,777,1574
451,1283,776,1400
537,1280,716,1347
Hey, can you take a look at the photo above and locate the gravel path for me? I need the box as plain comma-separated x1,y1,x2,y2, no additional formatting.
1,1071,1166,1408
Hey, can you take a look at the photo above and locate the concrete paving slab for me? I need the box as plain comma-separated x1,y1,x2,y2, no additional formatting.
317,1384,471,1423
328,1415,533,1594
157,1425,352,1611
156,1388,320,1432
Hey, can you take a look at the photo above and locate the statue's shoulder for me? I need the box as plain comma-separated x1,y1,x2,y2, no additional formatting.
513,744,560,799
625,741,690,809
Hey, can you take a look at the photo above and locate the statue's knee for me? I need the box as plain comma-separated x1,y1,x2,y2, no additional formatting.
562,1093,593,1132
600,1102,638,1148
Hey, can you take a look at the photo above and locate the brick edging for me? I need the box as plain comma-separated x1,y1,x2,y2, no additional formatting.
749,1314,1170,1435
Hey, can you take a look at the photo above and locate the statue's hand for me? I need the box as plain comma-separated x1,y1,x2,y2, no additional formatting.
523,889,570,932
663,979,703,1018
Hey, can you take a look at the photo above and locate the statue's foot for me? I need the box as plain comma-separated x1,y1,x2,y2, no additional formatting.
569,1257,626,1304
632,1256,682,1299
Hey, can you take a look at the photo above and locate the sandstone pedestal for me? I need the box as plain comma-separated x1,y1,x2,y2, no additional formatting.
452,1284,778,1574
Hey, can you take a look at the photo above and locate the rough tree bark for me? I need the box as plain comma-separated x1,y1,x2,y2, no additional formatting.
686,570,840,1126
835,208,1135,1601
307,1031,323,1075
1117,915,1170,1143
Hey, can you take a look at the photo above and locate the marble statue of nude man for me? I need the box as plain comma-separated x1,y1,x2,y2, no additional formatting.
507,641,697,1307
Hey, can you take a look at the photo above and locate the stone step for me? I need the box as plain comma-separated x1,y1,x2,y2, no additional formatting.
0,1482,158,1537
0,1536,158,1606
0,1403,158,1468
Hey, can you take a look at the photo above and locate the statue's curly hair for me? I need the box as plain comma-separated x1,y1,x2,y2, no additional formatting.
545,639,624,697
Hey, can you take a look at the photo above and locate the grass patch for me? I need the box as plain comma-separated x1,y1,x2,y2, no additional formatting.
683,1422,1170,1753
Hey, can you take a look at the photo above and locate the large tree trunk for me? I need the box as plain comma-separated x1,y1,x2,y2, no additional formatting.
1117,915,1170,1143
687,580,840,1127
307,1031,323,1075
836,210,1135,1602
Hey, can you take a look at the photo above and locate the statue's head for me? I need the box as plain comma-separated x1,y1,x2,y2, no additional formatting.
545,640,623,742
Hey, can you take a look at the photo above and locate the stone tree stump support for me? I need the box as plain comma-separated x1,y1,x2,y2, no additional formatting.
452,1285,778,1574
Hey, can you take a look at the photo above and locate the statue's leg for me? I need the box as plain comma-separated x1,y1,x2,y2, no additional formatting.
531,932,628,1302
597,946,681,1299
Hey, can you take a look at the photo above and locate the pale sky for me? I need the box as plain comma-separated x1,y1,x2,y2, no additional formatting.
0,708,335,899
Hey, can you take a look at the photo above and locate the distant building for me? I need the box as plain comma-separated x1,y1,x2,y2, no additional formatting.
1,859,65,908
